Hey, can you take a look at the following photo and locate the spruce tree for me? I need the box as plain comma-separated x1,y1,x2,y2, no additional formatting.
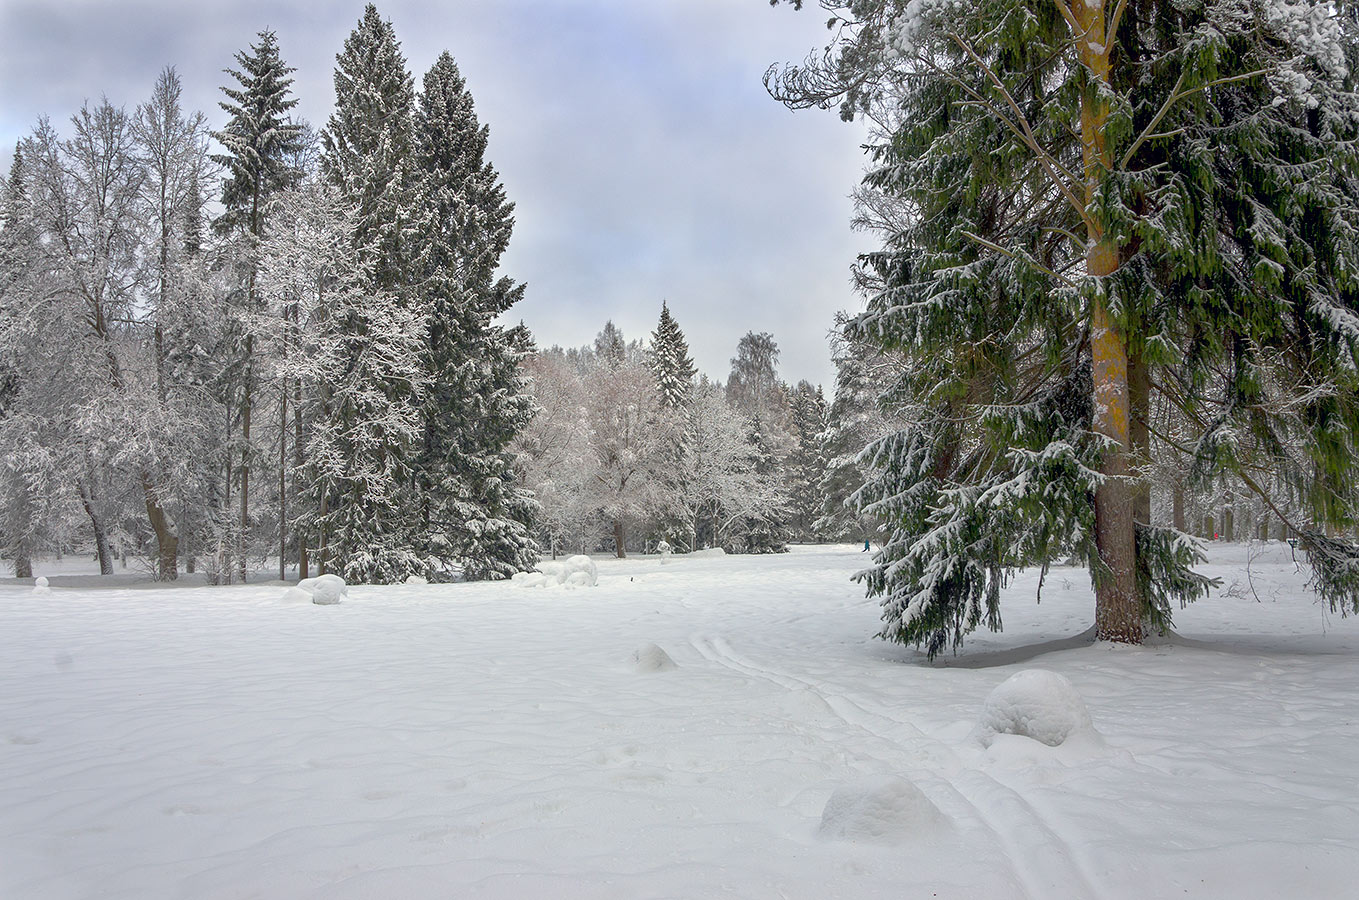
213,30,303,581
787,380,829,541
314,2,427,582
649,301,697,409
413,49,537,580
769,0,1359,655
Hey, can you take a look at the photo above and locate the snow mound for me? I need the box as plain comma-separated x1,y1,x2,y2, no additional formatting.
976,669,1093,747
33,576,50,594
818,776,946,843
306,574,348,606
631,643,677,673
689,547,726,558
517,556,598,589
404,575,428,585
512,572,548,588
280,587,313,604
563,555,597,586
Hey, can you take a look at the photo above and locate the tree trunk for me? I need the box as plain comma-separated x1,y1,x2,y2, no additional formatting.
614,519,626,559
317,488,329,577
279,384,287,581
239,352,251,584
294,362,308,579
1080,0,1141,644
142,473,178,581
1172,483,1185,532
223,394,234,584
11,486,34,578
78,480,114,576
1129,350,1151,527
1224,506,1234,543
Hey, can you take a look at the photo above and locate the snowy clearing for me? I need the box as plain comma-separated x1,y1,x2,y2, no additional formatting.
3,542,1358,899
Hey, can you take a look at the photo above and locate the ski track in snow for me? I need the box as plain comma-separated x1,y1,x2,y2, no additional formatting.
691,633,1106,900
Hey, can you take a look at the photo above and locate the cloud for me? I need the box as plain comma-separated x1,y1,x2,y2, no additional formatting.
0,0,873,388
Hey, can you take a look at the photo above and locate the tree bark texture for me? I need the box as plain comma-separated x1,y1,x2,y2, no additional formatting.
1079,0,1142,644
79,479,114,576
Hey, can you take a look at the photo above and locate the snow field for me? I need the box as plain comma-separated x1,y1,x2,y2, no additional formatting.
3,542,1359,898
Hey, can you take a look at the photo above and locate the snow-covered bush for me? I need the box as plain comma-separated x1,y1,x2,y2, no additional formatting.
563,555,597,586
293,573,349,605
975,669,1093,747
817,776,946,842
515,555,599,590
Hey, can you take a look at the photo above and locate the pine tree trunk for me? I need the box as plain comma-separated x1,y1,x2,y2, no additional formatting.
239,353,251,584
1224,506,1234,543
614,519,626,559
1129,351,1151,527
279,385,287,581
14,550,32,579
223,396,234,583
317,489,329,577
1080,0,1142,644
294,360,308,579
1172,483,1185,532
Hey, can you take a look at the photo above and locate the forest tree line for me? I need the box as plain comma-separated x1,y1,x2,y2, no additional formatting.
0,4,878,582
0,6,535,584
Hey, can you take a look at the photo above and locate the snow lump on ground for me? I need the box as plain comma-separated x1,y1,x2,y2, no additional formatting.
630,642,677,672
974,669,1094,747
514,554,598,588
817,776,947,843
292,573,349,605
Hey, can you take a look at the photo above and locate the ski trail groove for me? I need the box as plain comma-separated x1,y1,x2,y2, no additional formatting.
690,632,1107,900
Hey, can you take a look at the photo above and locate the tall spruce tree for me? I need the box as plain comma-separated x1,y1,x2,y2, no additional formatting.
314,3,427,582
787,380,829,541
649,301,697,409
769,0,1359,656
213,30,303,581
413,50,537,580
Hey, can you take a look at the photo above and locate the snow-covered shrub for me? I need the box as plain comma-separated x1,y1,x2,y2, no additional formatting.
817,776,946,842
513,555,597,589
975,669,1093,747
563,555,597,586
297,573,348,606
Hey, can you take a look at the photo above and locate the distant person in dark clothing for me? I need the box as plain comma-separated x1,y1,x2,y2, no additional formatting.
863,539,870,552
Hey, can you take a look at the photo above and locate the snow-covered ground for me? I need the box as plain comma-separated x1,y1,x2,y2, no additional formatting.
3,542,1357,899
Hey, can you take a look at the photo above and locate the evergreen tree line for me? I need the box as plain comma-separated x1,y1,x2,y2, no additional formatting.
769,0,1359,655
0,5,535,583
514,308,844,558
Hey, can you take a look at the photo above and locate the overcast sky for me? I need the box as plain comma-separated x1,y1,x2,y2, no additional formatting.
0,0,872,389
